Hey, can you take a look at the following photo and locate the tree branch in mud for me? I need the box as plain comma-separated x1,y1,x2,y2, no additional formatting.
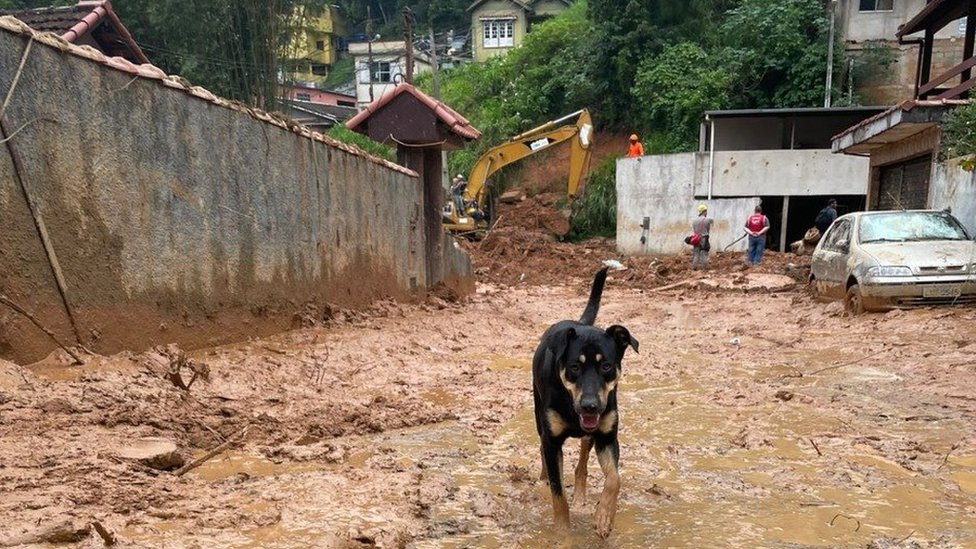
936,442,960,472
828,513,861,532
649,280,695,293
808,438,822,457
807,349,888,376
90,521,117,546
175,424,251,477
0,293,84,364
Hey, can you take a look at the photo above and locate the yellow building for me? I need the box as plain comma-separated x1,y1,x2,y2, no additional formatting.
284,4,346,87
468,0,571,62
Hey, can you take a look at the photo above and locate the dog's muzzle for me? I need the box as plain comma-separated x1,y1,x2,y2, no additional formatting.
578,396,602,432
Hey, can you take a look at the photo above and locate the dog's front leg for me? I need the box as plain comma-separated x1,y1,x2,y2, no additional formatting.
542,440,569,529
594,439,620,539
573,436,593,506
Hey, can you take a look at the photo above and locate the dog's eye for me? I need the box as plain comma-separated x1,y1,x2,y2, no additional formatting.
568,364,580,374
600,363,613,373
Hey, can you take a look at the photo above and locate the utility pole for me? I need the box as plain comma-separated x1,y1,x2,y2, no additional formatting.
429,27,440,98
824,0,837,108
367,5,374,102
402,7,414,84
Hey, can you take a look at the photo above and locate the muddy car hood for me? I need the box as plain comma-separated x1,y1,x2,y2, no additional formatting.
860,240,976,267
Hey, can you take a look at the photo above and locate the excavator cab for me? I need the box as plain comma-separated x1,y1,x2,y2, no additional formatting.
442,109,593,237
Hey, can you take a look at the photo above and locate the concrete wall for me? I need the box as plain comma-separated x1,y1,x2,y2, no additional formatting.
616,155,758,255
700,150,870,197
838,0,960,43
0,22,469,363
931,159,976,236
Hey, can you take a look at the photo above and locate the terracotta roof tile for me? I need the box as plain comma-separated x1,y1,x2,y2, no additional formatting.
345,83,481,141
0,0,148,64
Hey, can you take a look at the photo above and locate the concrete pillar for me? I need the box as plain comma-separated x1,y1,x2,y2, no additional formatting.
780,196,790,252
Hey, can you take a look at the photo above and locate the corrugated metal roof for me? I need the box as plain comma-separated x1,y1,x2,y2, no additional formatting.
704,107,887,119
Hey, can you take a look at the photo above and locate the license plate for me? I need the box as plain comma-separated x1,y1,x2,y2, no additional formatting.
923,284,962,298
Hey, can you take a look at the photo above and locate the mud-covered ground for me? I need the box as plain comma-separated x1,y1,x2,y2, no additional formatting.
1,258,974,548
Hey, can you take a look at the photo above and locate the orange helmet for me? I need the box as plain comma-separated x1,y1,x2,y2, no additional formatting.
629,134,638,141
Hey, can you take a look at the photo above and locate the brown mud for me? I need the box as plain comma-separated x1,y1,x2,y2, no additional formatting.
2,262,975,547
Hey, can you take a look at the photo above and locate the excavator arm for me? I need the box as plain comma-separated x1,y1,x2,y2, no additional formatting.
443,109,594,236
464,109,594,209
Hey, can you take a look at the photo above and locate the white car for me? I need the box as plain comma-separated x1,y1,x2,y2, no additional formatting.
810,210,976,313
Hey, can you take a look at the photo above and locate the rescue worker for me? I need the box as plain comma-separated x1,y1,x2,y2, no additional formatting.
744,205,770,266
626,134,644,158
691,204,713,270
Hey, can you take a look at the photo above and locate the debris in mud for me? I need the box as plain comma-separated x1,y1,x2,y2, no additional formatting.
1,516,90,546
774,389,794,402
139,344,209,391
116,437,185,471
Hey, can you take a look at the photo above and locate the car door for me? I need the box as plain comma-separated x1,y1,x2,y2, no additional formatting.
812,219,853,298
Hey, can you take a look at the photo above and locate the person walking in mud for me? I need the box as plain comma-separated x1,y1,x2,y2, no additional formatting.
744,205,770,266
691,204,713,270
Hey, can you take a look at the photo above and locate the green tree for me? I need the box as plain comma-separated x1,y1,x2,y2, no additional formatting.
632,42,734,149
720,0,830,108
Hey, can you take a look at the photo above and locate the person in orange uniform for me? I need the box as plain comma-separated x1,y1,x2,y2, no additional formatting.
626,134,644,158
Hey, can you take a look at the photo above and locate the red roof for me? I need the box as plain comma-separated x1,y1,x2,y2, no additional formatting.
345,83,481,141
0,0,148,64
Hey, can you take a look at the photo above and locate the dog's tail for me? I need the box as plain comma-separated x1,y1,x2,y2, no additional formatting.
579,267,609,326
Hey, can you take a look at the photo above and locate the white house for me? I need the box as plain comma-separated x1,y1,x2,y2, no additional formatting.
348,41,432,110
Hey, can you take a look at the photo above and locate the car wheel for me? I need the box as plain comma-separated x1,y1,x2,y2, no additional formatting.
845,284,866,315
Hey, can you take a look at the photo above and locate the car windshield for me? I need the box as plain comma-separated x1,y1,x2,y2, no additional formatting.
858,212,970,243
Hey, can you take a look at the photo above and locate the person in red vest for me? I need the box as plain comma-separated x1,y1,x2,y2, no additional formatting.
744,205,770,265
626,134,644,158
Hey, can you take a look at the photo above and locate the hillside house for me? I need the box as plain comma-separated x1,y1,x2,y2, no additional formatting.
836,0,965,103
0,0,148,64
349,41,432,110
282,4,346,89
468,0,570,62
832,0,976,235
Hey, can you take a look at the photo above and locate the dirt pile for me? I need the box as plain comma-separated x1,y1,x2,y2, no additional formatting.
464,226,810,290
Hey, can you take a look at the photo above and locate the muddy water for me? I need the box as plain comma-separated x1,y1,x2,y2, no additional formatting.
415,358,976,547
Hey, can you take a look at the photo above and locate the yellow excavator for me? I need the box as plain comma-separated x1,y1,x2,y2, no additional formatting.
442,109,594,236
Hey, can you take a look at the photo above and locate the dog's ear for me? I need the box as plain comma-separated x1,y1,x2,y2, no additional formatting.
606,325,639,356
547,327,576,366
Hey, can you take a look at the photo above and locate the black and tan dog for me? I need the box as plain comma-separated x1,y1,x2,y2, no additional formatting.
532,267,638,538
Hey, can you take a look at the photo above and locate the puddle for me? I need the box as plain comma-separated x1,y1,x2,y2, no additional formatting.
187,453,321,482
487,356,531,371
26,359,133,382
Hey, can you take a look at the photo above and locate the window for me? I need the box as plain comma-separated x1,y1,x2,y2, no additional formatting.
296,93,311,101
859,0,893,12
482,19,515,48
315,40,325,51
823,220,852,252
371,61,391,83
311,63,328,76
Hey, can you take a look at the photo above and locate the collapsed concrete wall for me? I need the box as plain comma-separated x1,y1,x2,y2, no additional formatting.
0,21,471,363
616,154,758,255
